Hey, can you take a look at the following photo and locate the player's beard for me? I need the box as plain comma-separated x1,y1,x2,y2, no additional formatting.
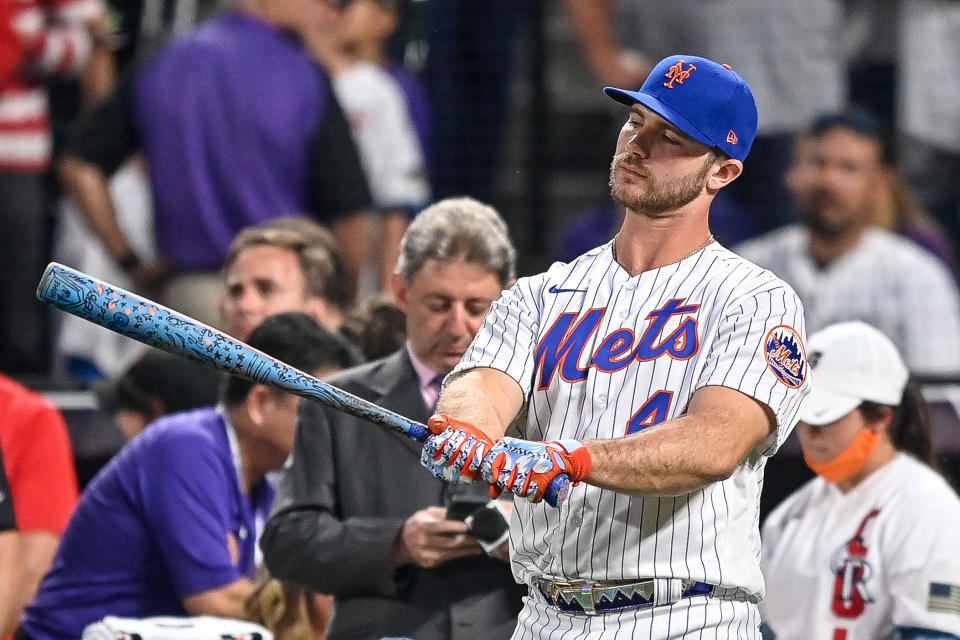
609,153,714,216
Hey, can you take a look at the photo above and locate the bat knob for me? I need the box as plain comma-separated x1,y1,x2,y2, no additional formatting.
544,474,570,508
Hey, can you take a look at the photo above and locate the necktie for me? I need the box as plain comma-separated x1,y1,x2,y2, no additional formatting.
428,374,445,413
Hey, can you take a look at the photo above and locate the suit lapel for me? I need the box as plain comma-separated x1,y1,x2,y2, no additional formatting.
369,349,430,457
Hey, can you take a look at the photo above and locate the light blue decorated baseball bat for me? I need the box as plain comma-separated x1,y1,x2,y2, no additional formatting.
36,262,570,507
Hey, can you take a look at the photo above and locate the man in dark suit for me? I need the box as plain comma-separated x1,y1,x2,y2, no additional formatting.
261,197,524,640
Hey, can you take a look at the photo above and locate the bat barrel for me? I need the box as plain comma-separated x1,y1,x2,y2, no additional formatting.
36,262,432,442
36,262,566,505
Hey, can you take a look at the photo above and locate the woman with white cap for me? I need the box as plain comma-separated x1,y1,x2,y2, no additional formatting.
759,321,960,640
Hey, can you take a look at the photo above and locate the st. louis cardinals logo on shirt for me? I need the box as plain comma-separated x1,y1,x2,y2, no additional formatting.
764,325,807,388
535,298,700,390
831,509,881,618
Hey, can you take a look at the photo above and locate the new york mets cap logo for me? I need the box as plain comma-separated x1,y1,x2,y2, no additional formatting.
764,325,807,388
663,59,697,88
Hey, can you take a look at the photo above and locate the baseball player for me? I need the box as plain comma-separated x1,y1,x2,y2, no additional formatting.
419,55,810,637
760,321,960,640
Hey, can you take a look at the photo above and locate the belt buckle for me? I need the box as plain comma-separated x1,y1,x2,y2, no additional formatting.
550,581,600,616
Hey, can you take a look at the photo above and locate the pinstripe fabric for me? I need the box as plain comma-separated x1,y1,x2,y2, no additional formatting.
735,225,960,377
451,240,809,636
512,593,761,639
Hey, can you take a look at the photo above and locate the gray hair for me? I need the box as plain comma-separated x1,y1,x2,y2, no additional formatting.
395,197,517,285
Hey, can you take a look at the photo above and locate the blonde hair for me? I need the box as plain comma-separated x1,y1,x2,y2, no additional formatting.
244,575,316,640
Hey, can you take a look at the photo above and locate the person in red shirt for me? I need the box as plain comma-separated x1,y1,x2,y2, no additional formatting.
0,438,20,636
0,373,79,637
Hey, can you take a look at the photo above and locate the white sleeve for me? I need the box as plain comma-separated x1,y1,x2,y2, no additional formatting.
697,282,810,455
333,65,429,211
886,490,960,634
451,276,544,396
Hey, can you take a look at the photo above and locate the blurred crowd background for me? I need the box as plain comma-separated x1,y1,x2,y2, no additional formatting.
1,0,960,636
0,0,960,552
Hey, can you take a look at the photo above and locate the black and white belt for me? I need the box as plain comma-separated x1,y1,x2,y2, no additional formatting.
532,576,714,616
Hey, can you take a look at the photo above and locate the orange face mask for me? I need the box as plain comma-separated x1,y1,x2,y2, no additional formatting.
804,428,882,484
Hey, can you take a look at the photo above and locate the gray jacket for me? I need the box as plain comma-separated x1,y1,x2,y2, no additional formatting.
260,348,524,640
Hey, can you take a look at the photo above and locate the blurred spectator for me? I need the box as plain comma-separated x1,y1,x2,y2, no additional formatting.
95,349,223,441
0,0,110,375
785,113,957,275
735,112,960,377
897,0,960,256
563,0,846,238
52,156,155,381
109,0,223,69
760,321,960,638
0,441,20,636
0,373,79,639
20,313,354,639
315,0,430,297
423,1,526,203
261,198,524,640
58,0,373,328
243,570,322,640
340,293,406,362
96,214,362,439
220,218,358,350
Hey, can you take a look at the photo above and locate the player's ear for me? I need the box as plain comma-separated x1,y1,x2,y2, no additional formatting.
706,157,743,191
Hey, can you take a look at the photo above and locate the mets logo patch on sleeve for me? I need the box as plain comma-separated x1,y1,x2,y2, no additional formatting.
764,325,806,388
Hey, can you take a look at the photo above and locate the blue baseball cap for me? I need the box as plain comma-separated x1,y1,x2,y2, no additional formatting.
604,54,759,162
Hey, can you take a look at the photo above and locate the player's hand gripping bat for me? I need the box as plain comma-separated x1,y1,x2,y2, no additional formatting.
36,262,571,507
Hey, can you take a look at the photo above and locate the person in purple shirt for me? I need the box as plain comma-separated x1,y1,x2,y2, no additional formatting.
17,313,357,640
59,0,374,326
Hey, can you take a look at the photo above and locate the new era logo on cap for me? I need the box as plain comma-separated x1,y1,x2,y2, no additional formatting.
603,54,759,161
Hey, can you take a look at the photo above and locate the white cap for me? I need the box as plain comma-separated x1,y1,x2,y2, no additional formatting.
800,321,909,426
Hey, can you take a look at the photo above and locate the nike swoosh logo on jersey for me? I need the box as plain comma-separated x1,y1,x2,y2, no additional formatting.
548,285,588,294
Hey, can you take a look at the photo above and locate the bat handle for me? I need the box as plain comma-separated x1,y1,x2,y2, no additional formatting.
409,422,431,443
544,474,570,508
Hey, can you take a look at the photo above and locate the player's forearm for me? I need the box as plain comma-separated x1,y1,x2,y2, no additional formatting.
436,369,522,440
583,407,772,496
59,155,131,260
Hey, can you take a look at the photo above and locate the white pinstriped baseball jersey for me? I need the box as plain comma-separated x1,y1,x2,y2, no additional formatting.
452,239,810,603
760,453,960,639
735,225,960,377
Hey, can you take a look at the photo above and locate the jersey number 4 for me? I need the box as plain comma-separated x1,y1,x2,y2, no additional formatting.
626,390,674,435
